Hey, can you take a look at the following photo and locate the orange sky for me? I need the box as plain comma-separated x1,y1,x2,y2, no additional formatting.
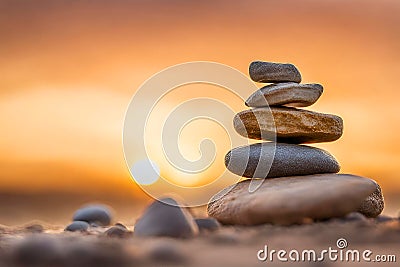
1,0,400,219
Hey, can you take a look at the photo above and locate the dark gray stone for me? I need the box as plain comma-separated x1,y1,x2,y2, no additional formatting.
207,174,377,225
134,198,198,238
249,61,301,83
225,143,340,178
358,182,384,218
65,221,90,232
73,204,112,226
195,218,220,232
245,82,323,107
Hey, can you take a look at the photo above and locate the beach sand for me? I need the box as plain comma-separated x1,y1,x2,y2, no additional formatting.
0,219,398,267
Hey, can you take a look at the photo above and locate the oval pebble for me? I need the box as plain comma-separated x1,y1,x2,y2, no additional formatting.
65,221,90,232
73,204,112,226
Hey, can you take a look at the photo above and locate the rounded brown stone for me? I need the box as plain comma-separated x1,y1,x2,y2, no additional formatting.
207,174,377,225
249,61,301,83
245,82,323,107
234,107,343,143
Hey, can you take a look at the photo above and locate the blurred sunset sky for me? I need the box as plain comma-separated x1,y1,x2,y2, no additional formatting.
0,0,399,224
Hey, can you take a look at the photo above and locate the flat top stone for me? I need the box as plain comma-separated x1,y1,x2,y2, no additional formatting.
234,107,343,143
225,142,340,178
207,174,377,225
249,61,301,83
245,82,323,107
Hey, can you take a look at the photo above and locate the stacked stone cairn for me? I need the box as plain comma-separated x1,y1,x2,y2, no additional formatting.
207,61,384,225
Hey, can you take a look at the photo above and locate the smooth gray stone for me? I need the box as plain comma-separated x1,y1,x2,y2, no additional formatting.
249,61,301,83
245,82,323,107
357,182,384,218
65,221,90,232
194,218,220,232
225,143,340,178
134,198,198,238
207,174,377,225
73,204,112,226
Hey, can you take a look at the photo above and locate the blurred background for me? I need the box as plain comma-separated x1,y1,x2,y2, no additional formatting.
0,0,399,225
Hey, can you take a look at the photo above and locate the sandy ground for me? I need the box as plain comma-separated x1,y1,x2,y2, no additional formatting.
0,218,399,267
